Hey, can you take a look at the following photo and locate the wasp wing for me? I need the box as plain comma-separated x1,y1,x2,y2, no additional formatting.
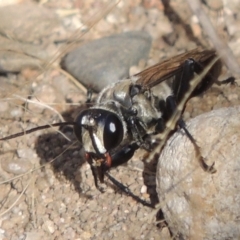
135,48,218,89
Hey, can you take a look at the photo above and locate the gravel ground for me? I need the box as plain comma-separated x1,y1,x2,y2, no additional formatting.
0,0,240,239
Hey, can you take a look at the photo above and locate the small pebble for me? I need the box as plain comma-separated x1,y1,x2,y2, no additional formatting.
2,158,32,175
140,185,147,194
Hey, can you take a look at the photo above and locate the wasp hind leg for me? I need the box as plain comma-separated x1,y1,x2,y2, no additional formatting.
172,57,234,103
215,76,235,85
164,95,216,173
161,58,217,173
178,119,216,173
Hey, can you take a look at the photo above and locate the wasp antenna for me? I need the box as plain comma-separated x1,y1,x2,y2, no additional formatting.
0,122,76,141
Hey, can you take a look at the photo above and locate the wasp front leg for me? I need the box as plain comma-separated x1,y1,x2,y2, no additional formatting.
87,143,139,192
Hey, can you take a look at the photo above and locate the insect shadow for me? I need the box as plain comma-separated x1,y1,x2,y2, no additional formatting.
34,105,88,197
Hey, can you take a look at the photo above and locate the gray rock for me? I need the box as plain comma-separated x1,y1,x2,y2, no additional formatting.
61,31,152,92
156,106,240,239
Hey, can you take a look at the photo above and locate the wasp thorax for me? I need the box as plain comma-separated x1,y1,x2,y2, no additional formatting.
74,109,124,155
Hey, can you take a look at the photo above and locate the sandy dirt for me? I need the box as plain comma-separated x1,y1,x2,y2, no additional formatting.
0,0,240,239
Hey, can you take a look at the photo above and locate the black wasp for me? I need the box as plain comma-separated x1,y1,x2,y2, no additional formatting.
0,48,234,200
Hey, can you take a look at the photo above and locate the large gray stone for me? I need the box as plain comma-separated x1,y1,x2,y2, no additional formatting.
156,106,240,239
61,31,152,92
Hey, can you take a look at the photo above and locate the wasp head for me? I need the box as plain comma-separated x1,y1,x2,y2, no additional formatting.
74,108,124,188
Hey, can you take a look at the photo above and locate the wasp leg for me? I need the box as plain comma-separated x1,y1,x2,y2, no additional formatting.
90,165,98,187
105,172,153,208
90,165,105,193
171,57,213,102
178,119,216,173
215,76,235,86
172,57,233,103
165,95,216,173
86,89,93,103
172,58,196,103
103,143,153,207
91,143,139,192
123,108,151,150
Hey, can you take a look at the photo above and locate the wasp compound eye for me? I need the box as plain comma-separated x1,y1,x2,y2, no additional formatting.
103,112,123,151
74,109,124,152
